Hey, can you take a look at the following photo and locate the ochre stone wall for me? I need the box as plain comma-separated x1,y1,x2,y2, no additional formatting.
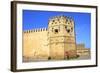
76,44,90,56
23,29,49,61
50,43,65,59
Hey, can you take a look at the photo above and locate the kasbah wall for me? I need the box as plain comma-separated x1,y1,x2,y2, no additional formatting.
23,15,90,62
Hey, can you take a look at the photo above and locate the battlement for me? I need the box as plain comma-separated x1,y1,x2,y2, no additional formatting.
24,28,48,33
49,15,73,21
48,15,74,26
49,15,66,20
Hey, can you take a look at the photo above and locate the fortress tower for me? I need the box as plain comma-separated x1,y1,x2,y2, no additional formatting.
48,15,77,59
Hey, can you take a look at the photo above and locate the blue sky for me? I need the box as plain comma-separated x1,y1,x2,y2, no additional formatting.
23,10,91,48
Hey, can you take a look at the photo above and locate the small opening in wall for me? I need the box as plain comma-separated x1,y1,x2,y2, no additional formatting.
52,20,55,22
55,29,58,33
48,57,51,60
68,22,70,24
67,29,70,33
71,27,73,32
65,26,67,29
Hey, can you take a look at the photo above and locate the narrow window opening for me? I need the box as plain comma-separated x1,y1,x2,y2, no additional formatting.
54,29,58,34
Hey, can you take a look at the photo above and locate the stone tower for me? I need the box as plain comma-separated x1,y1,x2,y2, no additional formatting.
48,15,77,60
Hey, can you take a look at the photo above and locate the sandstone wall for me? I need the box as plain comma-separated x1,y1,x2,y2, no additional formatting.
23,28,49,61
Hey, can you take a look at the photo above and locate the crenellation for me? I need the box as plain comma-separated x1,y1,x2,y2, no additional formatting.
48,15,74,27
24,28,48,34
